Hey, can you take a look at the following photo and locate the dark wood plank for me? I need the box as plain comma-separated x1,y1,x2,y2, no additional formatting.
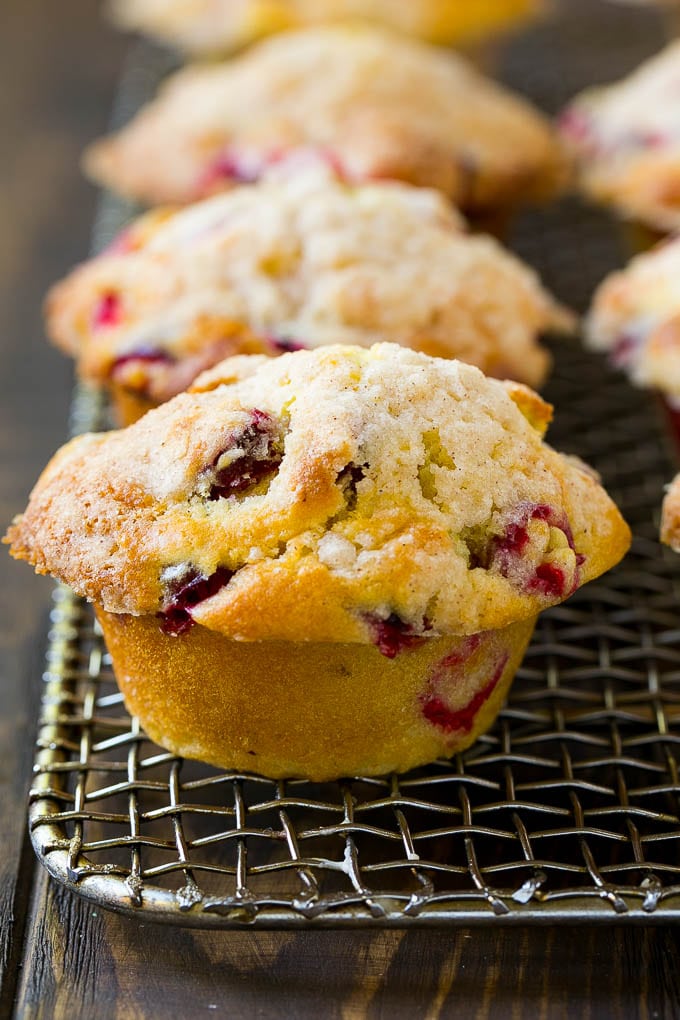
14,885,680,1020
0,1,126,1012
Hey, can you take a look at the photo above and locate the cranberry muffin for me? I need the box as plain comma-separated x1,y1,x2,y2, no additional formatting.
6,344,630,779
108,0,541,56
585,236,680,398
46,173,572,425
560,42,680,232
84,25,567,217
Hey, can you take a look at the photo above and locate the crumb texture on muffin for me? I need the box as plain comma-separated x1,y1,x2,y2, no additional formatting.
560,42,680,230
586,235,680,397
84,25,566,210
108,0,541,55
46,174,571,401
6,344,631,645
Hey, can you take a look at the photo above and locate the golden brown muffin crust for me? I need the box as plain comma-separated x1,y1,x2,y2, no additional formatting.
84,25,566,212
109,0,541,55
7,344,630,645
46,175,572,407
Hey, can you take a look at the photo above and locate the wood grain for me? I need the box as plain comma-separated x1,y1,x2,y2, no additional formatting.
14,891,680,1020
0,1,125,1013
3,3,680,1019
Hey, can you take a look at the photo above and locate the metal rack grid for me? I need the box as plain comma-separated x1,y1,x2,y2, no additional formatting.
27,0,680,925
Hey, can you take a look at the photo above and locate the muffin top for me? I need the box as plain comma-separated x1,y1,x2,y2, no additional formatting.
84,25,566,211
6,344,630,647
586,236,680,397
560,42,680,230
47,173,571,401
108,0,540,55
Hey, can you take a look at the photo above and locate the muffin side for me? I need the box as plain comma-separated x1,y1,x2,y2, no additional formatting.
98,610,536,779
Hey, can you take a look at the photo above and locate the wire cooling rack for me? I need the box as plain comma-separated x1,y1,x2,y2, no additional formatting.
28,0,680,925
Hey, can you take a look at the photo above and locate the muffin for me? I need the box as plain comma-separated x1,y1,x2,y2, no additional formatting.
559,42,680,234
6,344,630,780
585,236,680,400
108,0,542,56
84,25,567,219
46,173,573,425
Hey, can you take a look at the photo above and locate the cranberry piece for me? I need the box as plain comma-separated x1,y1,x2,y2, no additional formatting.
158,565,234,636
317,147,348,179
633,130,666,149
197,146,285,196
484,504,551,572
420,653,508,735
558,108,586,139
477,502,583,600
202,409,284,500
529,562,567,598
267,335,307,354
205,152,260,186
494,521,530,559
364,612,431,659
92,291,122,330
101,228,135,256
431,634,483,674
111,346,176,375
610,333,641,369
558,107,595,148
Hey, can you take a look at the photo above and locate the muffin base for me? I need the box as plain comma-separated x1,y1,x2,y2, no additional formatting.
97,610,536,780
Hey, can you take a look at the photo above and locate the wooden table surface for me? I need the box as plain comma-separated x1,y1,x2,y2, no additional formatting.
2,3,680,1017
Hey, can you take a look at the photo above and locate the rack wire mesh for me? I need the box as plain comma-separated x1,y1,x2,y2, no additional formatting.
28,0,680,925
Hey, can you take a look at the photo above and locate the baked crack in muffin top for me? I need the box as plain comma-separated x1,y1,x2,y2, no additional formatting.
46,174,572,403
84,25,566,211
560,42,680,230
6,344,630,647
108,0,541,54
